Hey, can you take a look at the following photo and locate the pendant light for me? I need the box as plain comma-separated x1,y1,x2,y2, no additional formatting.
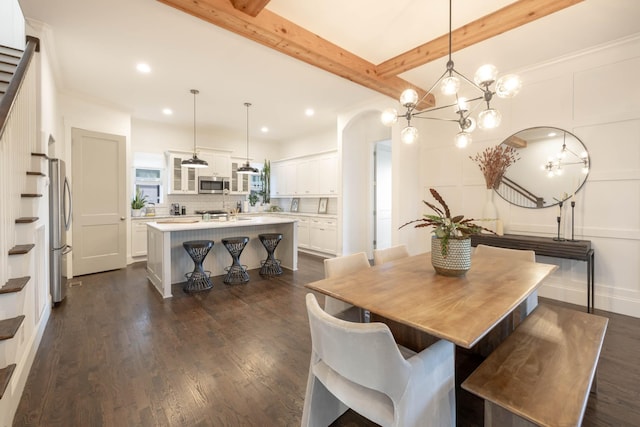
237,102,259,175
381,0,522,147
182,89,208,168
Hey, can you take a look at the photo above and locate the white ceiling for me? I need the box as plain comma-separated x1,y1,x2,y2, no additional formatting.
17,0,640,142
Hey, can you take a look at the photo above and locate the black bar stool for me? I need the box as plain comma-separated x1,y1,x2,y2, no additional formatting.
258,233,283,276
183,240,214,292
222,236,250,284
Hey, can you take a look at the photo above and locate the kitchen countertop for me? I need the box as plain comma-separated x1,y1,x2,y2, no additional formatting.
132,212,337,220
146,215,296,232
131,214,200,220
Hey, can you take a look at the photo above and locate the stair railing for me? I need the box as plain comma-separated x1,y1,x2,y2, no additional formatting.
0,36,39,140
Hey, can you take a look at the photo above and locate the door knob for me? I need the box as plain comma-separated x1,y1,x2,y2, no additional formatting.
121,217,125,220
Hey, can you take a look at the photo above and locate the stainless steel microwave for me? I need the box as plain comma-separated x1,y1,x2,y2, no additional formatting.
198,176,230,194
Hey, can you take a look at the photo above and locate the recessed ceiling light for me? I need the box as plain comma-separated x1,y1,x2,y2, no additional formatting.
305,108,315,117
261,126,269,133
162,108,173,115
136,63,151,73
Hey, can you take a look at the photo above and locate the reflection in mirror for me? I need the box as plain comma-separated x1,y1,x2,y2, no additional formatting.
495,127,589,208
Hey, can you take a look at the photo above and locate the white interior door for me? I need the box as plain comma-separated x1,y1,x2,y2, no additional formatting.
71,128,126,275
375,140,392,250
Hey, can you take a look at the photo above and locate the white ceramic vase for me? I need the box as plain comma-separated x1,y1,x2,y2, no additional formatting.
483,188,498,219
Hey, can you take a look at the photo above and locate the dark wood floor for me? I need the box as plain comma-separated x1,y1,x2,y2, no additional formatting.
12,253,640,426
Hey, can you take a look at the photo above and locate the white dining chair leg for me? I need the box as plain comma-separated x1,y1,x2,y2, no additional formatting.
300,366,348,427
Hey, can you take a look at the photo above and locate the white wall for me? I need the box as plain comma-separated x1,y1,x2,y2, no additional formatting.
340,110,390,256
0,0,24,49
415,35,640,318
277,128,337,159
338,97,424,258
131,118,283,163
59,94,132,276
26,22,62,158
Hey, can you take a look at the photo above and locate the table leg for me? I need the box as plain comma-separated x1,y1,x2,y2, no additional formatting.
587,249,596,313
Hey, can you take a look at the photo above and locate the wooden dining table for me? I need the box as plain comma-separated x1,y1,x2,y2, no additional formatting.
305,252,558,426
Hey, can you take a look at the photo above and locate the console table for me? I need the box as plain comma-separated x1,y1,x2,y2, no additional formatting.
471,234,594,313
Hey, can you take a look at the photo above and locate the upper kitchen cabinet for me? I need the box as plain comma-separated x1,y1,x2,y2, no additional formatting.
271,161,296,197
271,151,338,197
230,157,250,194
198,149,231,178
317,154,338,195
166,151,198,194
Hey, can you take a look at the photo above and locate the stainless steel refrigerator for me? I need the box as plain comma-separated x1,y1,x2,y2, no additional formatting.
49,158,72,304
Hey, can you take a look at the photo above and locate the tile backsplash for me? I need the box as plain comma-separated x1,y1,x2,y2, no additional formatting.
147,194,337,216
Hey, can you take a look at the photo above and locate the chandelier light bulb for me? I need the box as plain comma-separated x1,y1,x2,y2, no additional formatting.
441,76,460,96
401,126,418,144
582,166,589,174
478,108,502,129
381,108,398,126
496,74,522,98
474,64,498,86
456,97,469,113
400,89,419,108
455,132,472,148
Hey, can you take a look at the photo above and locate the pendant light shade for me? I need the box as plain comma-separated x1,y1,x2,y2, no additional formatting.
237,102,259,175
182,89,208,169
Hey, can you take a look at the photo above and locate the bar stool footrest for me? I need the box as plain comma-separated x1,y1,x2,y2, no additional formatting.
224,265,250,284
260,259,282,276
184,271,213,292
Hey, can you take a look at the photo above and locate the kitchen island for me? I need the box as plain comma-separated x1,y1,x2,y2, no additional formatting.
146,216,298,298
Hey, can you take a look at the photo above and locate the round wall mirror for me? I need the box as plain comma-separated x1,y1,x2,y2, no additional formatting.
495,127,590,208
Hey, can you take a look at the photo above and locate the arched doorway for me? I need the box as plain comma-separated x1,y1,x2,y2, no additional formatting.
340,110,390,258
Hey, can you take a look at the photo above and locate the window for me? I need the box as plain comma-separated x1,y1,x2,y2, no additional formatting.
134,167,163,204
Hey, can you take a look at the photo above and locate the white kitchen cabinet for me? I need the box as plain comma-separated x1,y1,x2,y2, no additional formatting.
283,162,296,195
132,219,152,257
309,218,337,254
199,150,231,178
296,159,316,195
167,152,197,194
270,162,281,196
230,159,251,194
270,151,338,198
271,161,297,197
317,154,338,195
296,216,310,249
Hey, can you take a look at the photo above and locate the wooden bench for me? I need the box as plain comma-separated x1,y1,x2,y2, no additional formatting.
462,304,608,427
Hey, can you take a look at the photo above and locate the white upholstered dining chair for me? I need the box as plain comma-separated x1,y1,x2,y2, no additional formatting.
474,244,538,316
373,244,410,266
301,293,456,427
322,252,370,320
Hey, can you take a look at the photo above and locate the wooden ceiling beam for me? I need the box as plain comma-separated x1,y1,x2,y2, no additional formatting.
156,0,435,109
376,0,584,78
229,0,271,18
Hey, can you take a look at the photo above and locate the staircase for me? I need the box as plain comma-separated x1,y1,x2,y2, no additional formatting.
0,45,21,104
0,37,49,426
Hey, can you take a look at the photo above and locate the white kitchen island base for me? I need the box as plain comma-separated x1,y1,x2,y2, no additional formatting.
146,216,297,298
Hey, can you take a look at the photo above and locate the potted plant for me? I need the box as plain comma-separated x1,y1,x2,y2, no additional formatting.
131,189,147,217
248,191,259,212
401,188,492,276
261,159,270,205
